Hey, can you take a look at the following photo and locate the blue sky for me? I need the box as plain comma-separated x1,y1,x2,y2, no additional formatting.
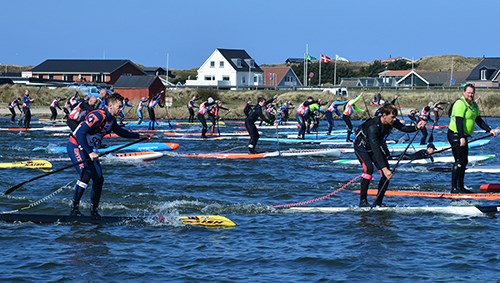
2,0,498,70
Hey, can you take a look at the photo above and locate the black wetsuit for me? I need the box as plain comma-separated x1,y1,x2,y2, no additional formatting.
354,116,418,206
245,103,272,153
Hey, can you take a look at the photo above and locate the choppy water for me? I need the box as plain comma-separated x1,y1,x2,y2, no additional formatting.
0,116,499,282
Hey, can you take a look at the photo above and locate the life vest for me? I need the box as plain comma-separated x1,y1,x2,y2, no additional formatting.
419,106,431,121
296,103,307,115
50,99,58,108
72,109,114,149
198,102,210,115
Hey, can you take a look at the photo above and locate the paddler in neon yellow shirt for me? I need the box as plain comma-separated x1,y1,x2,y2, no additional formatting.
447,84,497,194
342,93,365,142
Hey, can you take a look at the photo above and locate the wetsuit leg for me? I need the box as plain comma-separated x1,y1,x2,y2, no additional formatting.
420,127,428,145
198,113,208,137
325,112,334,134
245,120,259,153
188,108,194,123
137,109,143,125
355,149,374,206
9,108,16,122
296,113,305,139
448,130,469,193
24,108,31,128
50,107,57,120
342,115,353,142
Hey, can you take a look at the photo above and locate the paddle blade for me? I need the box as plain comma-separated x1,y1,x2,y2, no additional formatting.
5,182,27,195
178,215,236,228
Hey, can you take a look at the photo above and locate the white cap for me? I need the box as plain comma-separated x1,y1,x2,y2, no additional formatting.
208,97,214,104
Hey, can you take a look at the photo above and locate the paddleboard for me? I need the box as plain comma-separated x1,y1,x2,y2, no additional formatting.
282,205,499,216
0,213,236,227
0,126,70,132
354,189,500,201
260,137,352,145
124,121,180,128
33,142,180,154
113,151,164,161
183,148,341,159
480,184,500,191
428,165,500,173
164,131,249,137
285,133,351,140
0,160,53,169
333,154,495,165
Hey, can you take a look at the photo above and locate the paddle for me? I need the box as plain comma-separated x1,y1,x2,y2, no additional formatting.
371,129,421,209
428,118,437,143
4,137,150,195
276,124,281,156
430,133,493,155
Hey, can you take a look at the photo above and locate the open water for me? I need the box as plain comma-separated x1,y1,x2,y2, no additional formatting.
0,116,499,282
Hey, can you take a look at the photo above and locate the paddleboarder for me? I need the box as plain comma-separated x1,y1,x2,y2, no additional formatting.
67,96,97,131
448,84,497,194
21,89,34,128
325,100,346,135
354,104,426,207
49,97,62,121
245,97,276,154
148,90,164,130
198,97,216,138
187,96,198,122
342,93,365,142
295,97,315,139
67,92,149,219
418,102,434,145
8,98,22,122
137,97,148,125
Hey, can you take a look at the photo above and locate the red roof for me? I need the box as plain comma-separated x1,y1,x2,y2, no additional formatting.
261,66,292,86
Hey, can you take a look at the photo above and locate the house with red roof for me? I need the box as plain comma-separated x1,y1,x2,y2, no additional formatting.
260,66,302,89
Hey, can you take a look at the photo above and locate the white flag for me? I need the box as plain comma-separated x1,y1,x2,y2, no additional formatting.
335,54,349,62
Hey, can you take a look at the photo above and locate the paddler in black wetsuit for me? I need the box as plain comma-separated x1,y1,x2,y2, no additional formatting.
245,97,276,154
354,104,426,207
388,143,436,162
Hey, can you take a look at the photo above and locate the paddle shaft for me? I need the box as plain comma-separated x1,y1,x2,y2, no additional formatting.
4,137,149,195
372,129,420,209
432,133,492,155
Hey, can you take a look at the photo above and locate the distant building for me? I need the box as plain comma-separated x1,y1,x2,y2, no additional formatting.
397,70,468,88
466,57,500,88
113,75,165,102
285,58,304,64
31,59,146,85
260,66,302,88
185,48,264,89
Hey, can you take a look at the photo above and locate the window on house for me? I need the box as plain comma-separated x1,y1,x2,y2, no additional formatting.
222,76,230,81
481,69,487,80
48,74,53,80
204,76,213,81
220,61,224,68
253,76,257,83
210,61,215,68
237,59,242,68
249,60,255,67
242,76,246,84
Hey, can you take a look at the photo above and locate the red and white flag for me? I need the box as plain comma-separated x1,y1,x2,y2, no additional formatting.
320,54,331,63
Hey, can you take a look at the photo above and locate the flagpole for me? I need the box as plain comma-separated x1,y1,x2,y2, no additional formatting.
305,44,309,87
334,55,337,86
319,55,322,86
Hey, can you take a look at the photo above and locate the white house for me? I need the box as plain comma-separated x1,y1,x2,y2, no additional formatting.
185,48,264,89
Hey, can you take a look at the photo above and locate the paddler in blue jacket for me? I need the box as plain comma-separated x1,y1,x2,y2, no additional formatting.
354,104,426,207
245,97,276,154
67,92,149,218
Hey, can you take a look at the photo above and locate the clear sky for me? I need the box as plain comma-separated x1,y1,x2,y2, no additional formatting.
2,0,498,70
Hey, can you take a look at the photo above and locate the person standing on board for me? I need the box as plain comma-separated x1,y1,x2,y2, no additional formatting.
354,104,426,207
418,102,434,145
67,96,97,131
8,98,22,122
325,100,346,135
21,89,34,128
119,97,133,125
147,90,164,130
67,93,149,218
295,97,315,139
187,96,198,123
243,99,253,118
245,97,276,154
197,97,216,138
342,93,365,142
137,97,148,125
447,84,497,194
49,97,62,121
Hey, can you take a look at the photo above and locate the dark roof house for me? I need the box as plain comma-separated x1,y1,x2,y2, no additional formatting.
31,59,146,85
466,57,500,88
113,75,165,102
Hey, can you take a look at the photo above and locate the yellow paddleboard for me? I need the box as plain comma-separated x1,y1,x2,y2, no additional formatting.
178,215,236,228
0,160,53,169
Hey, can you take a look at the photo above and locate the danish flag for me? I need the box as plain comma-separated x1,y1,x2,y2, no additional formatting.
320,54,331,63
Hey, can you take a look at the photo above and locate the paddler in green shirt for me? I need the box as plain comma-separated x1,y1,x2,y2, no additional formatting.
447,84,497,194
